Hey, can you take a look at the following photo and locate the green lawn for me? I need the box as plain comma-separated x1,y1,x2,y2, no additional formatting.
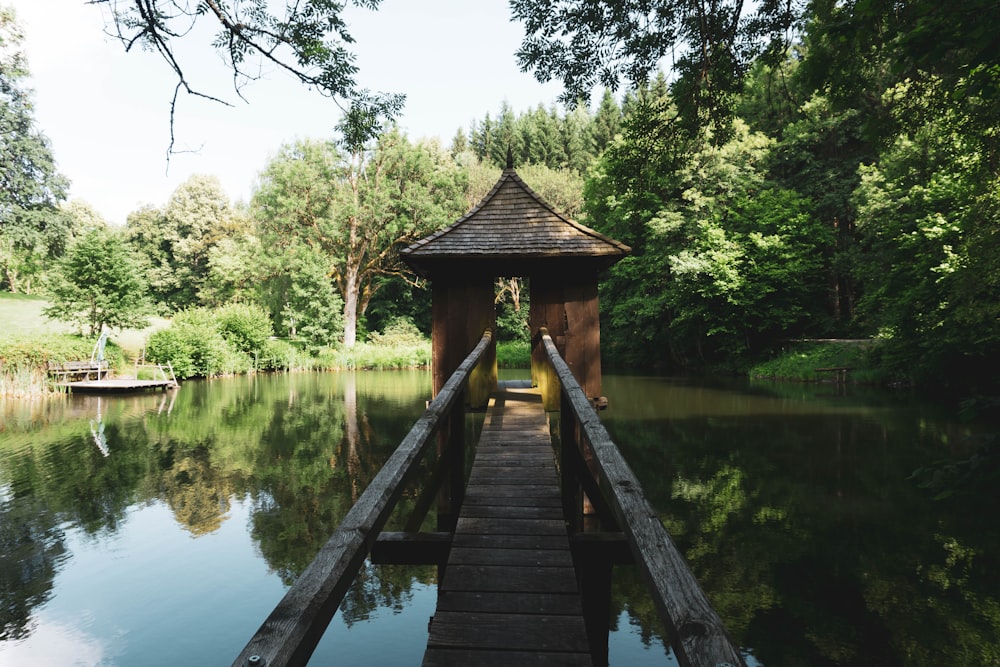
0,292,169,356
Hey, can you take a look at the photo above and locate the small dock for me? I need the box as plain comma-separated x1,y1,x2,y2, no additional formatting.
52,360,178,394
57,378,177,393
424,385,592,666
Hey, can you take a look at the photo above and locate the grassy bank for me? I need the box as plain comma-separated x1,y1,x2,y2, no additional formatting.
312,339,531,371
2,293,534,396
0,293,164,396
748,340,884,384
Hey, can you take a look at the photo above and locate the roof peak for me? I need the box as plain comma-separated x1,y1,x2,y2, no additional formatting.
400,165,631,278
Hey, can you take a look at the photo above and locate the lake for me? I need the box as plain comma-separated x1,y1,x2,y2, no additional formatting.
1,370,997,666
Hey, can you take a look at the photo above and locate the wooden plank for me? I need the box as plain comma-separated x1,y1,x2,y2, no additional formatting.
465,484,562,509
450,533,570,551
463,484,562,501
457,504,564,520
447,546,573,568
441,565,579,594
455,517,568,536
427,611,591,653
423,648,592,667
436,591,582,615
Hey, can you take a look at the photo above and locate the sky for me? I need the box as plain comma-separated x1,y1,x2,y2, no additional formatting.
10,0,568,224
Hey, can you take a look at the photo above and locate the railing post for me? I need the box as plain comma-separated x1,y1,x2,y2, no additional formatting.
560,388,582,533
436,398,465,534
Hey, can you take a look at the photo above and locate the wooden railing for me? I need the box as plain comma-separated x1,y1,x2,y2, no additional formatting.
232,331,493,667
539,328,747,667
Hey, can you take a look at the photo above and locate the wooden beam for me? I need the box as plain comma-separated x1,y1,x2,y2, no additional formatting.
370,532,452,566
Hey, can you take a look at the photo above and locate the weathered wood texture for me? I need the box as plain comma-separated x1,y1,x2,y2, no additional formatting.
530,277,603,410
232,332,492,667
431,279,497,408
540,332,748,667
401,168,629,274
423,387,593,667
47,359,109,382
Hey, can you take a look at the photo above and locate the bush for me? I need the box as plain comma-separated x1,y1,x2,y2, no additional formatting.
367,318,426,347
1,334,95,370
0,333,126,395
258,338,312,371
315,341,431,370
214,302,273,355
146,307,252,378
748,341,882,383
497,340,531,368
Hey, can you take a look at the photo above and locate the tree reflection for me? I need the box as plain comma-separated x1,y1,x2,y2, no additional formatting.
603,393,1000,667
0,372,435,645
0,494,65,641
159,445,233,535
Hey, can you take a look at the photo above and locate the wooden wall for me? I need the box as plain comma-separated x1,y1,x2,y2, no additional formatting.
431,278,497,408
529,275,602,410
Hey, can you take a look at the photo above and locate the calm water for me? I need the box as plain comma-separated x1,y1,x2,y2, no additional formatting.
0,371,996,666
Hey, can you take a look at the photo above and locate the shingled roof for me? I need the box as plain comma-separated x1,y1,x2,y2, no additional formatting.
401,167,630,279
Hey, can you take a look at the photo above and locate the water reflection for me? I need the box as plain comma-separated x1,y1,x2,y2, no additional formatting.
0,372,439,666
0,372,996,666
600,375,1000,667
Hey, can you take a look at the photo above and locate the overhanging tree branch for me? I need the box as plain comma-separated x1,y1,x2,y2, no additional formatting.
86,0,404,158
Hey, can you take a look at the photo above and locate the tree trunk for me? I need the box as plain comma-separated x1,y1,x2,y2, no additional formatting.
343,266,359,348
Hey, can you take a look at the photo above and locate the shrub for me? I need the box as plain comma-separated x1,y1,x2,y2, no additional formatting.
367,317,426,347
258,338,311,371
748,341,882,383
0,333,126,395
497,340,531,368
214,302,273,355
146,308,246,378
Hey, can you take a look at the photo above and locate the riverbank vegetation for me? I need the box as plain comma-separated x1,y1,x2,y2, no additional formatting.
2,3,997,395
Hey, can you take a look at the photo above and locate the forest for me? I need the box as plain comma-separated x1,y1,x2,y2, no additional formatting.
2,1,998,391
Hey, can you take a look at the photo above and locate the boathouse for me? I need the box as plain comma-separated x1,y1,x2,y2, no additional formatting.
400,156,630,409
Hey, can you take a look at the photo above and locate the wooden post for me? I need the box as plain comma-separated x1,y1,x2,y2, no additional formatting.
560,387,582,533
564,278,603,402
578,553,613,667
529,277,565,410
530,274,604,410
430,278,496,536
431,278,496,406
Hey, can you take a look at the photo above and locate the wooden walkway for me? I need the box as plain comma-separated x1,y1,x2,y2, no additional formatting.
423,385,593,666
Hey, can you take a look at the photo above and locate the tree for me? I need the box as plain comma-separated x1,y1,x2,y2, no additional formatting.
273,246,345,351
124,174,246,311
591,89,623,155
253,129,467,347
511,0,799,132
44,227,151,336
93,0,403,155
853,77,1000,386
1,6,69,293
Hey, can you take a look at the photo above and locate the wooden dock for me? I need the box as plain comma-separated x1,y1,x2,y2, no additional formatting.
57,378,177,393
423,385,593,666
54,361,178,393
233,331,745,667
